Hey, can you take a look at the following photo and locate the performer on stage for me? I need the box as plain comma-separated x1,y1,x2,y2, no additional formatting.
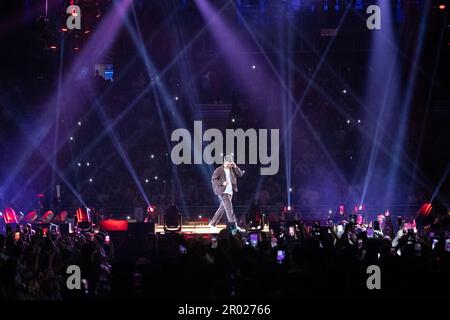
209,155,244,233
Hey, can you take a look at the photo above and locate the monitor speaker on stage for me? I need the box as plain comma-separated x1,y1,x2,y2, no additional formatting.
164,205,181,232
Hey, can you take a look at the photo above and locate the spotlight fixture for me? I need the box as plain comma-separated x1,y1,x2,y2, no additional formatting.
69,136,74,141
76,207,91,229
89,178,93,183
77,162,81,167
145,179,149,183
78,121,82,126
175,96,179,101
40,210,54,223
252,65,256,69
346,120,350,124
231,118,235,123
342,89,347,94
3,207,19,224
150,154,154,159
154,176,158,180
86,162,90,166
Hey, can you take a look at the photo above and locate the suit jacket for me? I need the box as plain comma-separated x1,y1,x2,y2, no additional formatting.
211,165,243,196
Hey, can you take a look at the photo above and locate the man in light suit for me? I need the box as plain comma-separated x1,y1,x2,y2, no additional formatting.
209,155,244,232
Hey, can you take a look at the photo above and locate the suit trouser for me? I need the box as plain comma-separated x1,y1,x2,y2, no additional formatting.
210,193,236,226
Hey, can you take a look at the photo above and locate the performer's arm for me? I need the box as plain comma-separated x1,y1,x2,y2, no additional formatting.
211,167,222,187
232,164,243,177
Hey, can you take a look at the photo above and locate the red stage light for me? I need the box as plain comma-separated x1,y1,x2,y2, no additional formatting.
145,205,157,223
418,203,432,216
76,207,91,229
49,45,57,50
76,207,90,222
438,4,446,10
40,210,54,223
4,207,18,224
99,219,128,231
22,210,38,223
61,28,68,32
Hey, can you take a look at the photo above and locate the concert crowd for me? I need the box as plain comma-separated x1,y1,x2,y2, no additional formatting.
1,212,448,300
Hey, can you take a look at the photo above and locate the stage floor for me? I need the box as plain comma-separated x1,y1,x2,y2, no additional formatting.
154,223,270,234
155,224,226,234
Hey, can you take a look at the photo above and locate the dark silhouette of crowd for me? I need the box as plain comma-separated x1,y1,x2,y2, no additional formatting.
1,212,448,300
